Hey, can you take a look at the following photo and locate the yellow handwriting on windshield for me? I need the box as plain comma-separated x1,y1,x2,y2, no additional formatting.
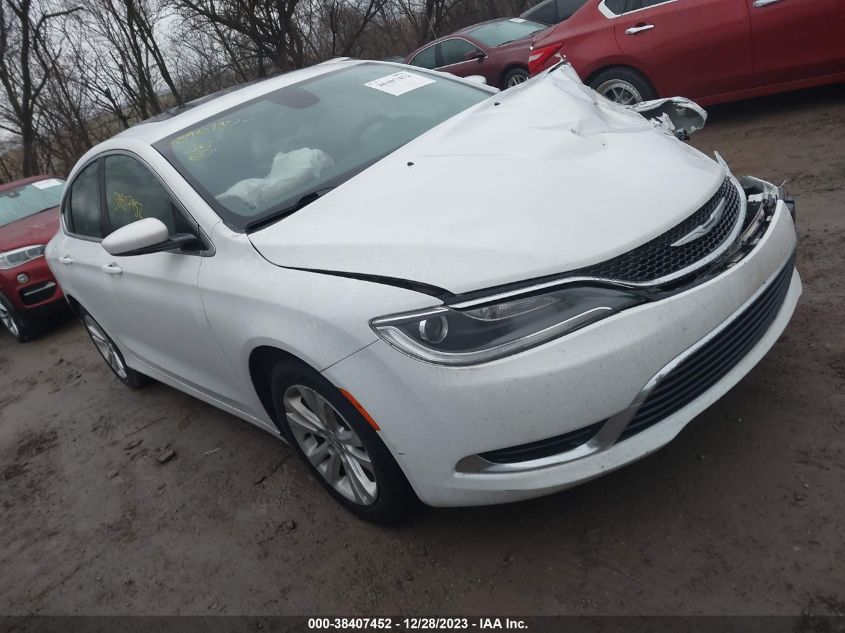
113,192,144,219
173,117,257,146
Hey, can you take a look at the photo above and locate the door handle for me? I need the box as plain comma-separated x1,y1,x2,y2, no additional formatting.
101,263,123,275
58,255,74,265
752,0,782,6
625,23,655,35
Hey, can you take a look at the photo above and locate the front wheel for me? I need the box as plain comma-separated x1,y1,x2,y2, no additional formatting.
271,360,416,523
81,309,149,389
0,293,30,342
589,67,656,105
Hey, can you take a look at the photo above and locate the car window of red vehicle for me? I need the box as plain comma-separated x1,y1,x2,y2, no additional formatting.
439,39,481,66
603,0,628,14
0,180,64,228
410,46,437,69
556,0,588,20
523,0,558,24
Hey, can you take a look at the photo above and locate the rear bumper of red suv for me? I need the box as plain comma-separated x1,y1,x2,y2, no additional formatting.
0,255,65,319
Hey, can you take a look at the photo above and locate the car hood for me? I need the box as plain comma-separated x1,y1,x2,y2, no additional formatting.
249,66,724,295
0,207,60,252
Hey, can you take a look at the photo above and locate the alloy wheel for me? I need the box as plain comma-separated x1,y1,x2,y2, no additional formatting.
84,315,128,380
595,79,643,105
0,302,20,338
283,384,378,506
507,73,528,88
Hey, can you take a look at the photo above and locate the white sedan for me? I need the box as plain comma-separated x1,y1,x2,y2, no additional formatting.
47,60,800,523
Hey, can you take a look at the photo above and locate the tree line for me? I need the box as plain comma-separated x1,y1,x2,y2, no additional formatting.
0,0,532,181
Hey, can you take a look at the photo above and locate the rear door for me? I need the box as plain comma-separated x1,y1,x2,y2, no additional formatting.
96,152,242,403
55,159,116,329
613,0,754,99
747,0,845,87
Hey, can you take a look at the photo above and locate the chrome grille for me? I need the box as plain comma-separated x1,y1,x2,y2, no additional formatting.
573,177,742,285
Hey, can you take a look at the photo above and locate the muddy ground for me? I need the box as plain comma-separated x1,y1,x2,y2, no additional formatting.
1,84,844,617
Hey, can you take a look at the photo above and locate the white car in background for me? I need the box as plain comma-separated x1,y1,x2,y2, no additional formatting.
47,60,800,522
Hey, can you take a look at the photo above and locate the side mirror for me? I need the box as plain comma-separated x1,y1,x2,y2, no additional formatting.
463,50,486,62
464,74,488,86
102,217,198,256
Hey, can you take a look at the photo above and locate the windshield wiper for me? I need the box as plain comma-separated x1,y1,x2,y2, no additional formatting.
244,187,334,232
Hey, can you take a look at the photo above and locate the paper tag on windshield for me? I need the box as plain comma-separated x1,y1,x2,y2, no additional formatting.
32,178,63,189
365,72,435,96
509,17,526,22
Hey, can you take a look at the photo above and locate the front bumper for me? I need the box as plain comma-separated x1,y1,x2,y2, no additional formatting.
325,197,800,507
0,255,64,316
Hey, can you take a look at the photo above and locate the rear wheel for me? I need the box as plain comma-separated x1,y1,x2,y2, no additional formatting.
0,293,30,343
589,67,656,105
81,309,149,389
271,360,416,523
503,67,529,89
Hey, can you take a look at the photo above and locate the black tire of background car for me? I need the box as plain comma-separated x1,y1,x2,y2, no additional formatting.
0,292,31,342
503,67,530,89
79,308,150,390
589,66,657,103
270,359,418,524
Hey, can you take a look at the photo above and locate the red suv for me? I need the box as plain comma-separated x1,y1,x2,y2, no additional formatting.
528,0,845,105
405,18,552,89
0,176,66,341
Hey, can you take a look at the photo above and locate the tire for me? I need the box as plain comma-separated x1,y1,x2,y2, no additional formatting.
270,360,417,524
0,292,30,342
80,309,149,390
503,67,530,89
589,67,656,105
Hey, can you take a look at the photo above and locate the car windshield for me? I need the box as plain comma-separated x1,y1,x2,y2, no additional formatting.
467,18,547,47
0,179,65,228
155,63,491,231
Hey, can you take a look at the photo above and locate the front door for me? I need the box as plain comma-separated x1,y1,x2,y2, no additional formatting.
614,0,754,99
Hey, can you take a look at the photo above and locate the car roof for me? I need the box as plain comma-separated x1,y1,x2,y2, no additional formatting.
116,58,374,145
0,175,58,193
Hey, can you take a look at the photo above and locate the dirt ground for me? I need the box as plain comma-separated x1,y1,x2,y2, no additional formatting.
1,83,844,617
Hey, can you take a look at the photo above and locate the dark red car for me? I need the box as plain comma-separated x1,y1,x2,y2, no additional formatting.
528,0,845,105
0,176,67,342
404,18,552,89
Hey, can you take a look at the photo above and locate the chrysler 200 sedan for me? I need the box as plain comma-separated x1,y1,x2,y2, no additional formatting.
47,60,800,523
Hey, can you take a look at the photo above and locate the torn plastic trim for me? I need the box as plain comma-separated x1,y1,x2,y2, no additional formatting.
279,265,454,299
632,97,708,140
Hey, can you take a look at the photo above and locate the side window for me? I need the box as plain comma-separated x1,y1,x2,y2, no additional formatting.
604,0,628,13
438,39,482,67
626,0,668,10
103,155,191,236
525,0,559,24
556,0,587,20
410,46,437,69
67,161,103,238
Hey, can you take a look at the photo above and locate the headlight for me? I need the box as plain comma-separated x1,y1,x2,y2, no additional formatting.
371,286,643,366
0,245,46,270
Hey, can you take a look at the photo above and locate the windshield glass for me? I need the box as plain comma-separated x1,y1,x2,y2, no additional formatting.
467,18,546,47
155,63,490,230
0,179,65,228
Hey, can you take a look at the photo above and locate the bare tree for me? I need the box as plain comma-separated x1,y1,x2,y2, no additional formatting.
0,0,79,175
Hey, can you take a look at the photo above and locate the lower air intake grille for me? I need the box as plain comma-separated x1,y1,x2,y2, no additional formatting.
620,254,795,441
